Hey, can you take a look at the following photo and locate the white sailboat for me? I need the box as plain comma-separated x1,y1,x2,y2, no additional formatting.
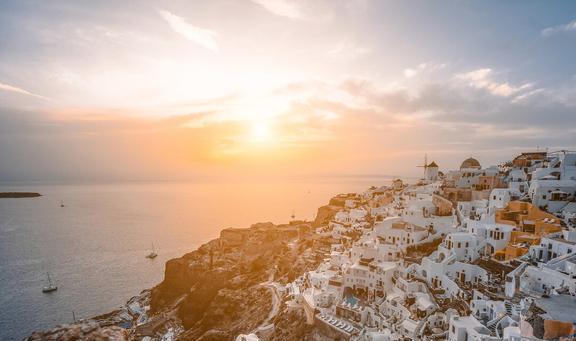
42,272,58,293
146,242,157,259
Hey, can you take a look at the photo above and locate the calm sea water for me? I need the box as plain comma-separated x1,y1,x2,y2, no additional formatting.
0,178,391,340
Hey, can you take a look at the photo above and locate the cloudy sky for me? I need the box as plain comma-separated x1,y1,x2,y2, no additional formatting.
1,0,575,181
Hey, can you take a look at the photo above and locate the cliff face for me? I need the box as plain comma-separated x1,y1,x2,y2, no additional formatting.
26,194,340,340
177,286,272,340
146,221,319,340
312,205,340,227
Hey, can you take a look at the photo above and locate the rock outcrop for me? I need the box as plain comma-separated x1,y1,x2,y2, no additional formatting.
26,194,342,340
312,205,339,227
26,322,127,341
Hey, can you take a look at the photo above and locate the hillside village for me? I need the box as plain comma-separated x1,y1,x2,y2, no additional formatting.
237,151,576,341
27,151,576,341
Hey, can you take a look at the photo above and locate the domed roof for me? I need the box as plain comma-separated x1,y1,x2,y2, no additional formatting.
460,157,481,170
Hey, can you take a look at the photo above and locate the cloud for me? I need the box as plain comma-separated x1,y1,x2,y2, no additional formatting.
0,81,50,100
2,68,575,181
454,68,533,97
250,0,305,19
403,62,446,78
250,0,365,21
158,10,219,52
327,40,371,60
541,19,576,37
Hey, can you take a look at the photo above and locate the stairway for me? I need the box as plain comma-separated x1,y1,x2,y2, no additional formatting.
486,316,503,336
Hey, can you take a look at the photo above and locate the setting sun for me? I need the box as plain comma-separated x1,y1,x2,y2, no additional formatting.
250,121,272,143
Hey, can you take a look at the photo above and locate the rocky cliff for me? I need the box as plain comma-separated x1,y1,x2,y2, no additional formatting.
26,195,342,340
145,221,320,340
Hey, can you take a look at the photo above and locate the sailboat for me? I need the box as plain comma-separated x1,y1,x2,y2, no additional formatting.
146,242,158,259
60,200,65,208
42,272,58,293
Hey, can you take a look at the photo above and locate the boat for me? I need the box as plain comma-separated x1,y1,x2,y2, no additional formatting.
146,242,158,259
60,200,65,208
42,272,58,293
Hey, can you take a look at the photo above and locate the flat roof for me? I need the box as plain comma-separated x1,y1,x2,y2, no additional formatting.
551,237,576,245
535,295,576,322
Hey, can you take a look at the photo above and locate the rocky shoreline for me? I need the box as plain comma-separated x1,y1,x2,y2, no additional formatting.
26,202,341,341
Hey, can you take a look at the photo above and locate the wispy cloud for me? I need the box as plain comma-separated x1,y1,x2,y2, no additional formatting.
250,0,306,19
541,19,576,37
403,62,447,78
327,40,371,60
454,68,532,97
158,10,219,52
0,81,50,100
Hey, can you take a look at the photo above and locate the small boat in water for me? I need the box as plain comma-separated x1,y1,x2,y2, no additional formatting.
146,242,157,259
60,200,65,208
42,272,58,293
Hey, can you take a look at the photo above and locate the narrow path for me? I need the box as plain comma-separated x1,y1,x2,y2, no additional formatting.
257,283,281,329
250,267,282,333
134,294,186,337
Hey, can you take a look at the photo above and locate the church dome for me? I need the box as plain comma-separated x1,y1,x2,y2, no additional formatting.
460,157,481,170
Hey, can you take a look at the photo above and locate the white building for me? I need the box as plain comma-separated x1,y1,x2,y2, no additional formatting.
518,265,576,296
528,231,576,262
464,219,515,255
441,232,481,262
447,315,493,341
343,258,397,299
528,179,576,212
531,151,576,181
506,169,528,195
426,161,440,181
488,189,511,211
374,217,429,249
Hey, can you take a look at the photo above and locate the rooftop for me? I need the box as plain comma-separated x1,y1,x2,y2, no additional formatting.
460,157,481,170
535,295,576,322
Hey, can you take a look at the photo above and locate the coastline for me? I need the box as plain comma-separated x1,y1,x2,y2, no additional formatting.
1,179,380,341
24,195,344,340
0,192,41,198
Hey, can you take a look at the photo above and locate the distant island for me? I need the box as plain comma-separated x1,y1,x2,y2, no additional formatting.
0,192,41,198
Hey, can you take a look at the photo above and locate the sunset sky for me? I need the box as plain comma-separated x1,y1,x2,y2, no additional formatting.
1,0,576,181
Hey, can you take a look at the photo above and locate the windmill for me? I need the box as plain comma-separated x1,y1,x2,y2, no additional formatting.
417,154,429,178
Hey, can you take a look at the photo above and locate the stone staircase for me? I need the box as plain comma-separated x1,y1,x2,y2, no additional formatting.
486,315,504,336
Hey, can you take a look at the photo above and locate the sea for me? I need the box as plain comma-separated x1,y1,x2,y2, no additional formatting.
0,177,395,340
